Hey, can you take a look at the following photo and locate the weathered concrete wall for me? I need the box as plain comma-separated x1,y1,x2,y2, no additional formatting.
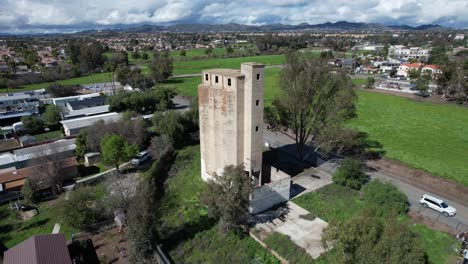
198,64,264,181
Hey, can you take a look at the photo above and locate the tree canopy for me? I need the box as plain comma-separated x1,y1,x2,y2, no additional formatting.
332,158,367,190
265,52,356,160
149,50,173,83
322,211,425,264
100,134,138,172
202,164,252,233
43,104,62,126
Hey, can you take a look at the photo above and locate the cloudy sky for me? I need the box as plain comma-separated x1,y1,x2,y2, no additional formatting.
0,0,467,33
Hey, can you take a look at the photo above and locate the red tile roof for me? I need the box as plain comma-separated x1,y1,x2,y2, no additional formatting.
401,63,423,69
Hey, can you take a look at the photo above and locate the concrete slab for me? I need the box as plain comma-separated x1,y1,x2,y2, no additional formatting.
254,201,328,259
291,168,333,198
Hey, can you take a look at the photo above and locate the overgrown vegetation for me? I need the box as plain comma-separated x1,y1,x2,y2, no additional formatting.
107,88,175,113
332,158,367,190
264,232,315,264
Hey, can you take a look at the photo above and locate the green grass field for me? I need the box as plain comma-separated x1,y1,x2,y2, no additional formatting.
10,72,112,92
159,145,277,263
0,202,77,248
350,90,468,186
161,67,281,106
293,184,458,264
172,54,285,75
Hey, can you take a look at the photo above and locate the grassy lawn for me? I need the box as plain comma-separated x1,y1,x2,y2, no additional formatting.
351,78,367,85
9,72,112,92
159,145,277,263
350,90,468,186
293,184,459,264
0,201,77,248
162,67,281,106
172,54,285,75
33,130,63,142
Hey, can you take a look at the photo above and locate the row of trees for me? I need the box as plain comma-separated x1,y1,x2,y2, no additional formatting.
107,88,175,113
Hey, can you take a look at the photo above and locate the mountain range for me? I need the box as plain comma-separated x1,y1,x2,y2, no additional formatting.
87,21,447,34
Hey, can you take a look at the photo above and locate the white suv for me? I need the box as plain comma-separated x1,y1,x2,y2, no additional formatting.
419,194,456,217
131,151,150,165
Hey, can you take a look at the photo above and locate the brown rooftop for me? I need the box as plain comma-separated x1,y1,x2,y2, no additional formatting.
4,234,72,264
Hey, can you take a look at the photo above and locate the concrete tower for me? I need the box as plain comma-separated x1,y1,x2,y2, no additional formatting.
198,62,265,183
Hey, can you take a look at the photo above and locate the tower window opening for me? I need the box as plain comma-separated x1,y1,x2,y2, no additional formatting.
228,78,231,86
256,74,260,80
255,126,259,132
256,100,259,106
205,74,208,81
215,76,219,83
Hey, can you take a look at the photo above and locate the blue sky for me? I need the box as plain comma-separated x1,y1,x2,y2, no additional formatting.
0,0,467,33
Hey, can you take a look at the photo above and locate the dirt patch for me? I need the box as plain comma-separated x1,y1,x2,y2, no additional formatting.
368,158,468,206
408,211,457,236
80,227,129,264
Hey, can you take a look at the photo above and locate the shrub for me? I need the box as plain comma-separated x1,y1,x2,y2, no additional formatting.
264,232,314,264
57,186,99,229
362,180,408,216
332,158,367,190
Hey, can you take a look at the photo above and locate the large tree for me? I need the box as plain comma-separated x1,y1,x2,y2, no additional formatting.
322,212,425,264
43,104,62,127
149,50,173,83
201,164,252,233
265,52,356,160
100,134,138,172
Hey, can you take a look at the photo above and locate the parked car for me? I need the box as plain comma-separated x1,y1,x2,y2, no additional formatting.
419,194,456,217
131,151,150,165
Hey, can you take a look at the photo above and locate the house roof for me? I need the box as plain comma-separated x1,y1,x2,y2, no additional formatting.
13,139,76,162
401,63,423,69
63,105,110,119
67,97,106,110
423,64,439,70
60,112,121,130
4,234,72,264
0,157,78,184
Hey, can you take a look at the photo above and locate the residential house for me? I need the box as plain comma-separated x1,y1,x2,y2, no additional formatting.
0,156,78,191
396,63,423,78
388,45,431,62
60,112,121,136
0,138,76,169
422,64,442,77
0,93,40,121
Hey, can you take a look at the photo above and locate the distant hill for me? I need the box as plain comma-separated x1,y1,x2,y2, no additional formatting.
92,21,446,34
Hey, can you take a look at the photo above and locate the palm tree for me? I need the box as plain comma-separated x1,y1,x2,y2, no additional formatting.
105,61,118,95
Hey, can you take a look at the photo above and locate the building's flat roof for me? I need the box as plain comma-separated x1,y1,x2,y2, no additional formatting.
0,94,30,101
63,105,110,119
13,139,76,162
204,69,243,77
241,62,266,67
52,93,100,103
60,112,121,130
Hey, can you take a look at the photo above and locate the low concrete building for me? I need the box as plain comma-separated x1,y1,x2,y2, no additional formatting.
60,112,121,136
84,152,101,167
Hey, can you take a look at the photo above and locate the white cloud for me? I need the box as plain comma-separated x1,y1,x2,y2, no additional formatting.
0,0,466,32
